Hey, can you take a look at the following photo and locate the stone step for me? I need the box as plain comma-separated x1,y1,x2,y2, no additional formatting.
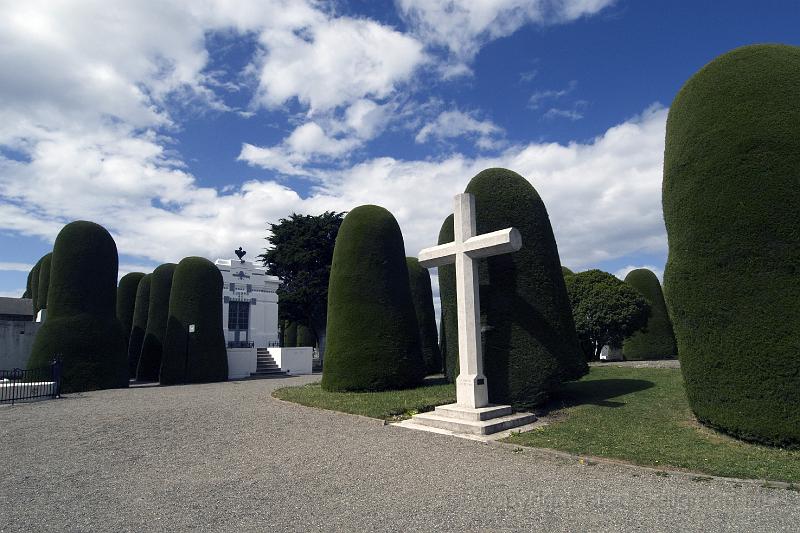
432,403,512,421
411,410,537,436
256,357,276,363
256,362,280,369
250,369,286,376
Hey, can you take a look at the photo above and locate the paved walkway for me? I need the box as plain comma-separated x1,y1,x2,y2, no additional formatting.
2,375,797,532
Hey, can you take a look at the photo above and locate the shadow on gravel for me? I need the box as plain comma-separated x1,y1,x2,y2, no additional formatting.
537,378,655,416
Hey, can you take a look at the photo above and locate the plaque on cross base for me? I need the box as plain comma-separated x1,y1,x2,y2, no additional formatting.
405,193,537,436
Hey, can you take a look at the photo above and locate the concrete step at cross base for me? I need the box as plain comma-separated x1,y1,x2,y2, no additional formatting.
411,408,536,435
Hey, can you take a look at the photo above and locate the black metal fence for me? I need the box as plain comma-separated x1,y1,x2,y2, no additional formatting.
0,360,62,405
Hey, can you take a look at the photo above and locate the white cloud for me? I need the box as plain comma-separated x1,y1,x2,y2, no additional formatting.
397,0,615,72
0,263,33,272
543,107,583,121
415,110,504,149
0,289,26,298
251,17,425,112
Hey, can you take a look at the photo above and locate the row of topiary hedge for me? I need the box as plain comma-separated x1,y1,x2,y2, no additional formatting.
25,221,228,392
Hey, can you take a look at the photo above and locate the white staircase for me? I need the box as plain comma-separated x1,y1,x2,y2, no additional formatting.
251,348,286,376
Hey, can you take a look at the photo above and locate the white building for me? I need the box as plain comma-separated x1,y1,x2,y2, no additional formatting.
214,253,313,378
215,256,280,349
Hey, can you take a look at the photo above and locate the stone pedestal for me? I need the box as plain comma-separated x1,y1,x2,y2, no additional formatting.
411,403,536,436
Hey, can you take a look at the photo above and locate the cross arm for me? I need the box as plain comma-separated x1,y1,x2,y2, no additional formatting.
464,228,522,259
418,242,457,268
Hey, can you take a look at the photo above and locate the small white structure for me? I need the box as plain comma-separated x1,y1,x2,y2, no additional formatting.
600,344,624,361
215,256,281,349
407,193,537,435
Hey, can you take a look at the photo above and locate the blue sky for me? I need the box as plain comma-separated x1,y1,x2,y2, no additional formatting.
1,0,798,303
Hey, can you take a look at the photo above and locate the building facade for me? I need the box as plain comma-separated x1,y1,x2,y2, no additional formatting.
214,258,280,349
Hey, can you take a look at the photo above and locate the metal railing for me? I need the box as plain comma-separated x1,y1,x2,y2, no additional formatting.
0,359,62,405
227,340,254,348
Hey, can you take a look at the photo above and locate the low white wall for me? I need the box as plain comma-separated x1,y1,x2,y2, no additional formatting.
0,321,40,370
227,348,256,379
270,347,313,375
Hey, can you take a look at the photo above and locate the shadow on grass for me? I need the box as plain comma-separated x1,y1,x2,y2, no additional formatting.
537,378,655,416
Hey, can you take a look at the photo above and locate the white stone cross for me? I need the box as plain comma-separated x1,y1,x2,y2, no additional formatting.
418,193,521,409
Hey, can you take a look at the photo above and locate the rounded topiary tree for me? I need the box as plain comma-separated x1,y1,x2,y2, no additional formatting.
322,205,424,391
663,44,800,447
437,215,459,382
296,324,316,347
407,257,442,375
35,252,52,317
464,168,585,407
29,259,42,315
622,269,676,360
160,257,227,385
562,266,574,277
128,274,151,377
284,321,298,347
23,268,33,299
136,263,176,381
117,272,145,356
28,221,128,392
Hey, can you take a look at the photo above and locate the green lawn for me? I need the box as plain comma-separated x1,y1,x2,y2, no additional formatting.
505,366,800,483
273,378,456,421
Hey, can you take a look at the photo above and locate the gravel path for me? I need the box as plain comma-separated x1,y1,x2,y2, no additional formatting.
2,375,797,532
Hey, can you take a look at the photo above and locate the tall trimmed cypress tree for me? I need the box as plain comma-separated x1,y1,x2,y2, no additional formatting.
407,257,442,375
29,259,42,316
663,44,800,447
160,257,227,385
137,263,176,381
296,324,316,347
322,205,424,391
128,274,151,378
562,266,574,277
23,269,33,299
35,252,52,317
438,215,459,382
622,269,676,360
117,272,145,357
284,321,298,347
457,168,585,407
28,221,128,392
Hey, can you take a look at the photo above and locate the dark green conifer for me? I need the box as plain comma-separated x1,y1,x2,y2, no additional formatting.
35,253,52,317
28,221,127,391
322,205,424,391
296,324,316,347
622,269,676,360
160,257,227,385
117,272,145,356
136,263,176,381
437,215,459,382
284,322,298,347
128,274,151,377
407,257,442,375
663,44,800,447
29,259,42,316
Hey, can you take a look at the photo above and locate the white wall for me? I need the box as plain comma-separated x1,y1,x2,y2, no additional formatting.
269,347,313,375
0,321,40,370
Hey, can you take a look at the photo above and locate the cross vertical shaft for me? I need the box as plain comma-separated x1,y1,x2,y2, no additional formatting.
453,194,488,408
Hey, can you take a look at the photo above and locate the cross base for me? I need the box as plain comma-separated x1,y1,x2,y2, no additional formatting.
409,403,537,436
456,373,489,409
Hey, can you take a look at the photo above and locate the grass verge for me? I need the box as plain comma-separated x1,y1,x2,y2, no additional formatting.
505,366,800,483
272,378,455,421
